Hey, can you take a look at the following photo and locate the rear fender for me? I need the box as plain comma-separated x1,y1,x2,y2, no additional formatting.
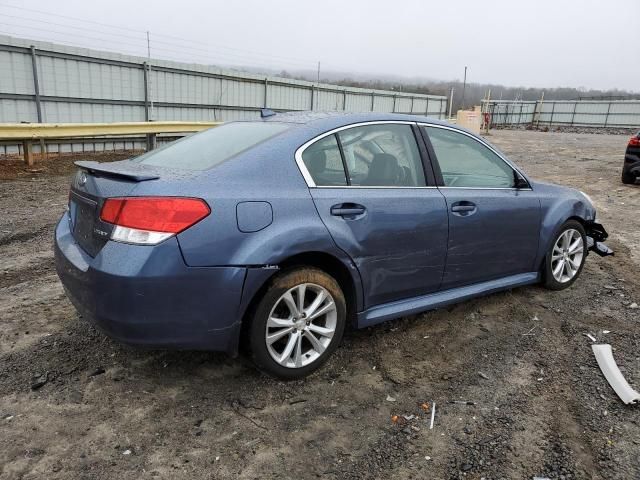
227,247,364,356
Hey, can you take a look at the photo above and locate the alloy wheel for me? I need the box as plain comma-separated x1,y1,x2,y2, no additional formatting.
265,283,337,369
551,228,584,283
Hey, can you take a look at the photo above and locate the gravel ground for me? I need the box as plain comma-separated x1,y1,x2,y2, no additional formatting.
0,130,639,480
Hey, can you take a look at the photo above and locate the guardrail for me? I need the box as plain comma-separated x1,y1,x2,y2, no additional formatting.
0,121,220,166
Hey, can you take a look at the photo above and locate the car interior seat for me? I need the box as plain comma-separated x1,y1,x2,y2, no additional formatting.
306,150,327,183
364,153,401,186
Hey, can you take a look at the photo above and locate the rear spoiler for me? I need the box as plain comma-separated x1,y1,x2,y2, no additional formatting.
75,161,160,182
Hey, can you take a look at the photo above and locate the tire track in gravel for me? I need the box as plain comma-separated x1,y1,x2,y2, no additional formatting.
0,256,55,289
326,291,550,479
533,252,640,480
0,223,55,248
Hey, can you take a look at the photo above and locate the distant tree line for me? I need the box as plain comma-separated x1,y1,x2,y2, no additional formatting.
275,69,638,114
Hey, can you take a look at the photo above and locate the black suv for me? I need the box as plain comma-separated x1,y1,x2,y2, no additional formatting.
622,131,640,184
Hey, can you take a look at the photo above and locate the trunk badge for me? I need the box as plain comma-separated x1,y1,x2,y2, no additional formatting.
79,172,87,186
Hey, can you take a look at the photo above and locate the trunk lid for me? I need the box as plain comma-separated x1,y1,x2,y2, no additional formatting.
69,160,162,257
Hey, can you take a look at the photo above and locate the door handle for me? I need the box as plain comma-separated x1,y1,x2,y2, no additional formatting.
451,201,477,215
330,203,366,217
451,205,475,212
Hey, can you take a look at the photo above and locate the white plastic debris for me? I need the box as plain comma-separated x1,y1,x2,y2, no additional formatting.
429,402,436,429
592,344,640,404
584,333,597,342
386,395,396,402
122,450,131,455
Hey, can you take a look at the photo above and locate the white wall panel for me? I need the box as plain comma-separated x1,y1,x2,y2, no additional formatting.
372,96,393,112
395,97,412,113
345,93,372,112
0,98,37,122
0,34,447,155
0,50,34,95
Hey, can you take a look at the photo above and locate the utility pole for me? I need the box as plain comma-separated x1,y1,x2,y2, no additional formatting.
461,66,467,111
484,89,491,134
534,91,544,128
317,61,320,84
448,87,455,119
146,31,154,121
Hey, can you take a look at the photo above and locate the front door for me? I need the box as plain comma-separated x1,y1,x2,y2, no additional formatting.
298,122,448,308
422,125,541,289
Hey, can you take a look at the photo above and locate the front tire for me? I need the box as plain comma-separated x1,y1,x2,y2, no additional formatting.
248,268,346,379
621,169,635,185
543,220,587,290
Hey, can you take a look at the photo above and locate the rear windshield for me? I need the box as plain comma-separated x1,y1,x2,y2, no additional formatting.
133,122,290,170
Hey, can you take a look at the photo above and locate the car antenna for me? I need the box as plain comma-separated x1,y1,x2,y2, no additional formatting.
261,108,276,118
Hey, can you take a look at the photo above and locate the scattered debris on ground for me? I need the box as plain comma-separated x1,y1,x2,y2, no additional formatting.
592,344,640,404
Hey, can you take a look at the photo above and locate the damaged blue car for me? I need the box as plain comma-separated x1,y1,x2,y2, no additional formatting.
55,112,613,378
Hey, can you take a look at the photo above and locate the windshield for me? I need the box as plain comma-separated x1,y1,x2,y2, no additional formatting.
133,122,290,170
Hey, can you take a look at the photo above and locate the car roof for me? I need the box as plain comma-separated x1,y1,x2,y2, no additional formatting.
258,110,451,128
245,110,484,145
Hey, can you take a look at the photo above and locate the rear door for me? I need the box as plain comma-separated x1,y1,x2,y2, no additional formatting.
421,125,541,289
298,122,448,309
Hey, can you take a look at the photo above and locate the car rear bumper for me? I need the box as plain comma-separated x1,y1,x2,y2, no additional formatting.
54,213,246,353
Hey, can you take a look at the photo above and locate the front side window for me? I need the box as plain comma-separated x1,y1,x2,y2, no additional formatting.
425,126,515,188
338,124,426,187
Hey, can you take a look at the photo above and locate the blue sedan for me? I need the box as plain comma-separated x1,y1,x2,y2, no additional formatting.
54,112,612,378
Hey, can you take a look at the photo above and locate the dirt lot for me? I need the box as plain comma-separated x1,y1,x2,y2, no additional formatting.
1,130,639,480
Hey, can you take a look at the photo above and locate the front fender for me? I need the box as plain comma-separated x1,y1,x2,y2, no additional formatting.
533,183,596,269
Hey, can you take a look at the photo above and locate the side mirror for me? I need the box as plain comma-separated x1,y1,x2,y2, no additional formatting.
513,171,529,189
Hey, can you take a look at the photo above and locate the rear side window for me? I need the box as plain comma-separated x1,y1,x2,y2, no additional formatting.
301,134,348,186
134,122,290,170
300,123,426,187
339,124,425,187
425,126,515,188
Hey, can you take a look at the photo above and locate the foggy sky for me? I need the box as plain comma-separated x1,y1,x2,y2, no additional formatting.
2,0,638,91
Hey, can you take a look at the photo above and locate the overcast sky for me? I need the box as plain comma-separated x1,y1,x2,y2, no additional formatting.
1,0,638,91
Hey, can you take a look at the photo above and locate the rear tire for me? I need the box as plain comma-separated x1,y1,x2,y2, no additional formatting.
248,267,346,379
542,220,587,291
622,169,635,185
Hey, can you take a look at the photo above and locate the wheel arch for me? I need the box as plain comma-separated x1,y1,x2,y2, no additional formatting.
281,252,360,325
535,198,593,271
235,251,363,355
537,215,588,272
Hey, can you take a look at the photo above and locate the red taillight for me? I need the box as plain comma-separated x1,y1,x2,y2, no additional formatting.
100,197,210,233
629,136,640,147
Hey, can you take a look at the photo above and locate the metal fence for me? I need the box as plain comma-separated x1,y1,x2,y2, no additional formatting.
483,100,640,129
0,34,447,155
